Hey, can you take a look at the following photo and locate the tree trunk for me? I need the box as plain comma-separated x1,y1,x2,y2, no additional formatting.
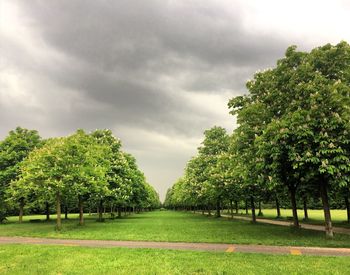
216,200,221,217
56,192,62,230
98,200,103,222
303,197,308,220
258,201,263,216
45,202,50,221
275,196,281,218
245,199,248,214
229,200,233,218
345,195,350,223
208,206,212,216
250,196,256,223
65,205,68,219
235,200,239,214
19,198,24,223
289,186,299,227
110,204,114,218
118,207,122,218
78,196,84,226
319,177,333,237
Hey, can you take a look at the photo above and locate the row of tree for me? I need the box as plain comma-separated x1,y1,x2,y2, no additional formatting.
0,127,160,229
164,41,350,237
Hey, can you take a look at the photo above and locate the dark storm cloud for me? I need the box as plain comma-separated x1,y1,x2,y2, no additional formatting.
1,0,298,199
8,0,289,135
21,1,285,70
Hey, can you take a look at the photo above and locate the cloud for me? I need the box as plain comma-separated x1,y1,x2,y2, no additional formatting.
1,0,349,200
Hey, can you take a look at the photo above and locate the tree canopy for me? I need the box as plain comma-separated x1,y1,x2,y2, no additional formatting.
1,127,160,229
165,41,350,237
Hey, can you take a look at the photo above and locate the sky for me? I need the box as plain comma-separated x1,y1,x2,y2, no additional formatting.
1,0,350,201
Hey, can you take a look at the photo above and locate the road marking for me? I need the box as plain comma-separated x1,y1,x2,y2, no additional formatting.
226,246,235,253
290,249,302,255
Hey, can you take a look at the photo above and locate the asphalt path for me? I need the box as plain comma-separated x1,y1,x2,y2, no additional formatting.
1,236,350,256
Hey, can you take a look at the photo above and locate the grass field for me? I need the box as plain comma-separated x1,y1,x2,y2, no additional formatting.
0,244,349,275
1,211,350,248
230,208,350,227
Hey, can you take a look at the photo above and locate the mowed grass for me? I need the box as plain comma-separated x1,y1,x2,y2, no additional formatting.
0,244,349,275
1,211,350,247
232,208,350,227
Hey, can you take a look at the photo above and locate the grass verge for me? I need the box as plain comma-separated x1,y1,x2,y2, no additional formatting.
0,244,349,275
1,211,350,248
228,208,350,228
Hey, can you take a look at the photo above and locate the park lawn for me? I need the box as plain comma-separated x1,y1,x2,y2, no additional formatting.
0,244,349,275
230,209,350,228
1,211,350,248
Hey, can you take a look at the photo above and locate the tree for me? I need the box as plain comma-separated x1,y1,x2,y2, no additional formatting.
67,130,110,225
228,99,270,223
256,114,306,227
230,41,350,236
165,127,234,216
91,130,126,220
0,127,41,222
91,130,160,217
184,156,210,213
13,138,66,229
13,130,110,229
198,126,230,217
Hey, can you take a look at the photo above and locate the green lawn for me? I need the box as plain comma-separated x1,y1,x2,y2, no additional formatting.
229,208,350,227
0,244,349,275
1,211,350,248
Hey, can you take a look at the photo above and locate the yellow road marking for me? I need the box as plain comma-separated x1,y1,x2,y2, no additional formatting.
226,246,235,253
290,249,302,255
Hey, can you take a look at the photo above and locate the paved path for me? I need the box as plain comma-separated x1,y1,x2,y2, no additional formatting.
215,213,350,235
1,236,350,257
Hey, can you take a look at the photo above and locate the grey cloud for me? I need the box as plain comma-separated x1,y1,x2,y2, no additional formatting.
10,0,287,135
2,0,312,200
19,1,287,71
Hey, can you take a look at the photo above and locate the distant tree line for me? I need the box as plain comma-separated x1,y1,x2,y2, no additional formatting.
164,42,350,238
0,127,160,229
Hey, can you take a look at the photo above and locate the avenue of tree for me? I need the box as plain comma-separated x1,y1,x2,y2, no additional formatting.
0,127,160,230
164,42,350,238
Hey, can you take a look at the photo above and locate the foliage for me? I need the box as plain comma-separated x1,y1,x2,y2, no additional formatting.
166,42,350,235
0,127,41,222
2,128,159,228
